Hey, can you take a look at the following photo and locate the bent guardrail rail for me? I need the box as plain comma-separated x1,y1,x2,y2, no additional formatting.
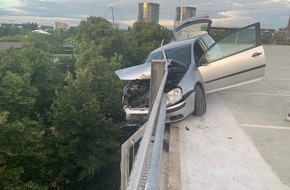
120,59,168,190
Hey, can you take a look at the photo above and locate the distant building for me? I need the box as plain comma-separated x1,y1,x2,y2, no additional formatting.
0,42,22,51
174,6,196,27
279,15,290,36
54,21,69,31
1,23,22,28
138,2,160,24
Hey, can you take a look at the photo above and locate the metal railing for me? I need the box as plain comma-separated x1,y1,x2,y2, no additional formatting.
120,59,168,190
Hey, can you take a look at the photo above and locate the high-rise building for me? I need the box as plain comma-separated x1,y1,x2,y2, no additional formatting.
279,15,290,36
138,3,160,24
54,21,69,31
174,6,196,27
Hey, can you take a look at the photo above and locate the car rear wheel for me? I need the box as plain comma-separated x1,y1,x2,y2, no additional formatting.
193,84,206,116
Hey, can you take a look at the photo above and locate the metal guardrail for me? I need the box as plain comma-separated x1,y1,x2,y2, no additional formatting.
144,95,166,190
120,59,168,190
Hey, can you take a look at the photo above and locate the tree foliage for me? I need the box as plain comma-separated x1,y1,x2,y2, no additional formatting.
51,68,120,188
124,21,173,67
0,16,174,189
0,53,44,189
0,26,21,37
75,43,124,121
22,22,38,31
0,118,48,190
0,47,65,189
0,47,65,123
74,16,173,68
75,16,128,60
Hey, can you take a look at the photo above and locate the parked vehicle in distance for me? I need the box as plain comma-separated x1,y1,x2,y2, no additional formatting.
115,16,266,125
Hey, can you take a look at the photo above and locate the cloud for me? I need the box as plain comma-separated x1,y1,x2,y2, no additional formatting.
0,15,81,26
213,10,253,27
0,0,289,29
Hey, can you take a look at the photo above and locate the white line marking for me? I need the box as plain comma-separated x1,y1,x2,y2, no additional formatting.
241,124,290,130
270,79,290,81
219,92,290,97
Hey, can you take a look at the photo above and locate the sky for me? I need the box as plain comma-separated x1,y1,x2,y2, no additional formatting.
0,0,289,30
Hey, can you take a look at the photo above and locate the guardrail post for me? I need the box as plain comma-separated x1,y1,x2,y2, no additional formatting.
121,124,146,190
149,60,165,113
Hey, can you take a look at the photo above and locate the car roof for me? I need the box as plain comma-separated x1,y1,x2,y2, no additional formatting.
151,33,207,54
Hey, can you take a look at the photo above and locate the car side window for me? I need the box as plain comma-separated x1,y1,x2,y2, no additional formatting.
199,35,215,48
202,23,259,64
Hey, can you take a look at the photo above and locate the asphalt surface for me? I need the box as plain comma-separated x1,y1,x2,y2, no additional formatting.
167,45,290,190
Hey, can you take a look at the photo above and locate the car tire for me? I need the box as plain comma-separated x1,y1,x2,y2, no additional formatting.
193,84,206,116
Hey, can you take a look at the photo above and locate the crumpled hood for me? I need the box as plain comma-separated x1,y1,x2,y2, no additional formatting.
115,63,151,80
115,60,189,81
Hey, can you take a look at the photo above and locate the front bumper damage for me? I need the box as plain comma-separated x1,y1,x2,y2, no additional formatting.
116,59,192,125
124,90,195,124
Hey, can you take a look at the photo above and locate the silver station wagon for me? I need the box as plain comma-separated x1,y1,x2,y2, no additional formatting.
115,16,266,124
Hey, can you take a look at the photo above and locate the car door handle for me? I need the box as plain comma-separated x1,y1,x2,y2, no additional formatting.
252,52,262,58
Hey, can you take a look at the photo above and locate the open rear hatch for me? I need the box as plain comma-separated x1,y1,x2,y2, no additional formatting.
173,15,212,41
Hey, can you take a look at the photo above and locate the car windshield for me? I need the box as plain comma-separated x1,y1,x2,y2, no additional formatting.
144,45,191,66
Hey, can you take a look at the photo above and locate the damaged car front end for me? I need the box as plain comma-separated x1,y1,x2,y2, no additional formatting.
116,16,266,125
115,40,201,125
122,76,196,125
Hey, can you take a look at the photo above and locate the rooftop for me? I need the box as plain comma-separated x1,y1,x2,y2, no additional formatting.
0,42,23,51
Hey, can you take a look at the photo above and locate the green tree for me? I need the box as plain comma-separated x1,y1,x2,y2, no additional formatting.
27,49,66,124
0,27,9,37
124,21,173,67
0,47,52,189
75,16,128,61
0,16,177,190
22,22,38,31
0,47,66,123
48,30,74,54
0,48,37,121
76,42,124,122
0,72,37,122
54,17,125,188
74,16,125,122
0,25,21,37
0,118,49,190
0,46,66,189
75,17,115,45
21,33,50,51
51,68,120,189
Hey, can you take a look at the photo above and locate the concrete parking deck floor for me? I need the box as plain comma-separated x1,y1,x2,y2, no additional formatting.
168,45,290,190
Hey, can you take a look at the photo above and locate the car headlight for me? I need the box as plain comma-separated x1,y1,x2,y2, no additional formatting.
166,88,182,106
